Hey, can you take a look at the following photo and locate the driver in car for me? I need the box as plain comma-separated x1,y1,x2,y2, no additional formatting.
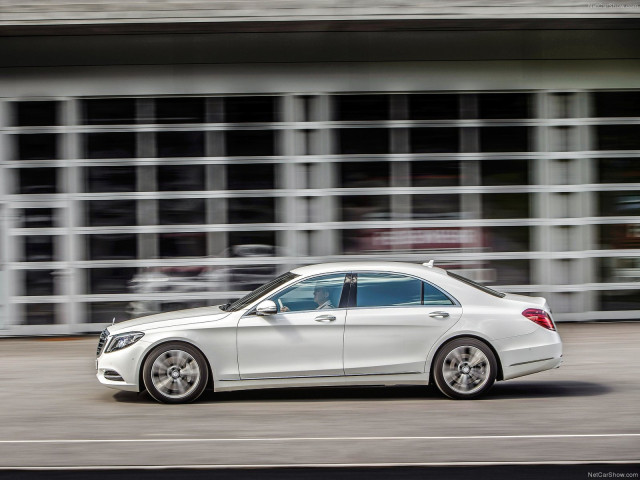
281,285,334,312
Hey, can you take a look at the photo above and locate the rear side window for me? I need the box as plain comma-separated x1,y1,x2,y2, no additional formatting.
423,282,454,305
356,273,422,307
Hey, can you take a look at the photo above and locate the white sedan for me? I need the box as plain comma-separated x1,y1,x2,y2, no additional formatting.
96,261,563,403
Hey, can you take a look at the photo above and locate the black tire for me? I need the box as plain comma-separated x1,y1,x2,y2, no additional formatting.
142,342,209,404
433,337,497,400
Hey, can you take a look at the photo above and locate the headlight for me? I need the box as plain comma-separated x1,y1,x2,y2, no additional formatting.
105,332,144,353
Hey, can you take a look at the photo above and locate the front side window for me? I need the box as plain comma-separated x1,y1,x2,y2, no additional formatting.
226,272,299,312
270,274,347,313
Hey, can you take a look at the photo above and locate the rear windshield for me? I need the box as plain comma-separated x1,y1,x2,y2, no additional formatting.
225,271,299,312
446,271,506,298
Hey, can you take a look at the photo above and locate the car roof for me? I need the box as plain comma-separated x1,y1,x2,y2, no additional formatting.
291,261,449,279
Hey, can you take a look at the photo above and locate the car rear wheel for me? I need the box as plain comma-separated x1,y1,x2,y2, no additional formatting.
143,342,209,404
433,338,497,400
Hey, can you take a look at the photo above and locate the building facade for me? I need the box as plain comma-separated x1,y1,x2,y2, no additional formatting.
1,3,640,334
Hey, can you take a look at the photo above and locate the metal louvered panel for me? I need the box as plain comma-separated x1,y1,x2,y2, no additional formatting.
96,329,109,356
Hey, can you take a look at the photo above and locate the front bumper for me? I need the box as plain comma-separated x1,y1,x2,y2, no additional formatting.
96,338,149,392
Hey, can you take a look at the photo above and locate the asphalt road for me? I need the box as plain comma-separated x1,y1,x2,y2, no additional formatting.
0,323,639,470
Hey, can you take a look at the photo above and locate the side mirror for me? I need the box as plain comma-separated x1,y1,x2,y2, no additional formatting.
256,300,277,316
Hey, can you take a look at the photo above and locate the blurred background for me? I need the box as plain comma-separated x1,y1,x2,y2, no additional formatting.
0,1,639,334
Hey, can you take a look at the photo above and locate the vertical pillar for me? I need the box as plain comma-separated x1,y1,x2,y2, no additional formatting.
309,95,338,258
205,97,227,257
61,98,83,332
459,94,482,276
137,98,158,260
279,95,308,268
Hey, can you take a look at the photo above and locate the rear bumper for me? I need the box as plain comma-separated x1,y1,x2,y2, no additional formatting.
495,327,563,381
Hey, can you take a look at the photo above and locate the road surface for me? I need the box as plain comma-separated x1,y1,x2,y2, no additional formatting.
0,323,638,469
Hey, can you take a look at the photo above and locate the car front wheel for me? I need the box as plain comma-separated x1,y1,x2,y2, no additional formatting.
433,338,497,400
143,342,209,404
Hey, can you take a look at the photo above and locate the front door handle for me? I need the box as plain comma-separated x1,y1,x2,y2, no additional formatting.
315,315,336,322
429,311,450,319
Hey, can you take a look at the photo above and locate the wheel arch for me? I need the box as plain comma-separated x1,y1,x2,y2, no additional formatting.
138,339,215,394
428,334,504,383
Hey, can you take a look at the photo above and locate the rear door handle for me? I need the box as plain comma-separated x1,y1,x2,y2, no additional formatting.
429,311,450,319
315,315,336,322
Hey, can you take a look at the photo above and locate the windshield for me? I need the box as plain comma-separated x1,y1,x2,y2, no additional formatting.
224,271,299,312
446,270,506,298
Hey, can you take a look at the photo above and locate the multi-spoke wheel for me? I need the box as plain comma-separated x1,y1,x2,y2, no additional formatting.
142,343,209,404
433,338,497,400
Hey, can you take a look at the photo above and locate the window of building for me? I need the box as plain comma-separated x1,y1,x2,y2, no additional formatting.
412,161,460,187
227,231,276,250
228,197,276,223
412,194,461,219
600,290,640,311
13,101,59,126
485,259,530,285
16,134,58,160
83,98,136,125
484,226,530,252
594,91,640,117
338,128,389,154
21,208,56,228
410,128,458,153
157,165,205,191
599,192,640,216
87,200,137,226
18,168,57,194
24,270,55,296
227,164,275,190
341,195,390,222
226,131,275,156
24,304,56,325
482,193,529,219
85,133,136,159
159,233,206,258
477,93,531,119
155,97,205,124
24,236,54,262
597,125,640,150
88,268,138,294
86,166,137,192
88,234,137,260
88,302,130,323
158,199,206,225
156,131,205,157
340,162,390,188
480,127,530,152
408,94,459,120
225,96,277,123
481,160,528,185
598,159,640,183
334,95,390,121
598,224,640,249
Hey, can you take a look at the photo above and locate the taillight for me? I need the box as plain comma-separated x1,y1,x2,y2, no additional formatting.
522,308,556,331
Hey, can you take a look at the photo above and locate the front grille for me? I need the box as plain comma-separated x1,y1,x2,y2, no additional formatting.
96,329,109,356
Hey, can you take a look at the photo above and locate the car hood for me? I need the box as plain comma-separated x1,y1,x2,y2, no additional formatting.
108,306,230,334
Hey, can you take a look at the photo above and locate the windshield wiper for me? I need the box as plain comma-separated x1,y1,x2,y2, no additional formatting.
219,303,231,311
